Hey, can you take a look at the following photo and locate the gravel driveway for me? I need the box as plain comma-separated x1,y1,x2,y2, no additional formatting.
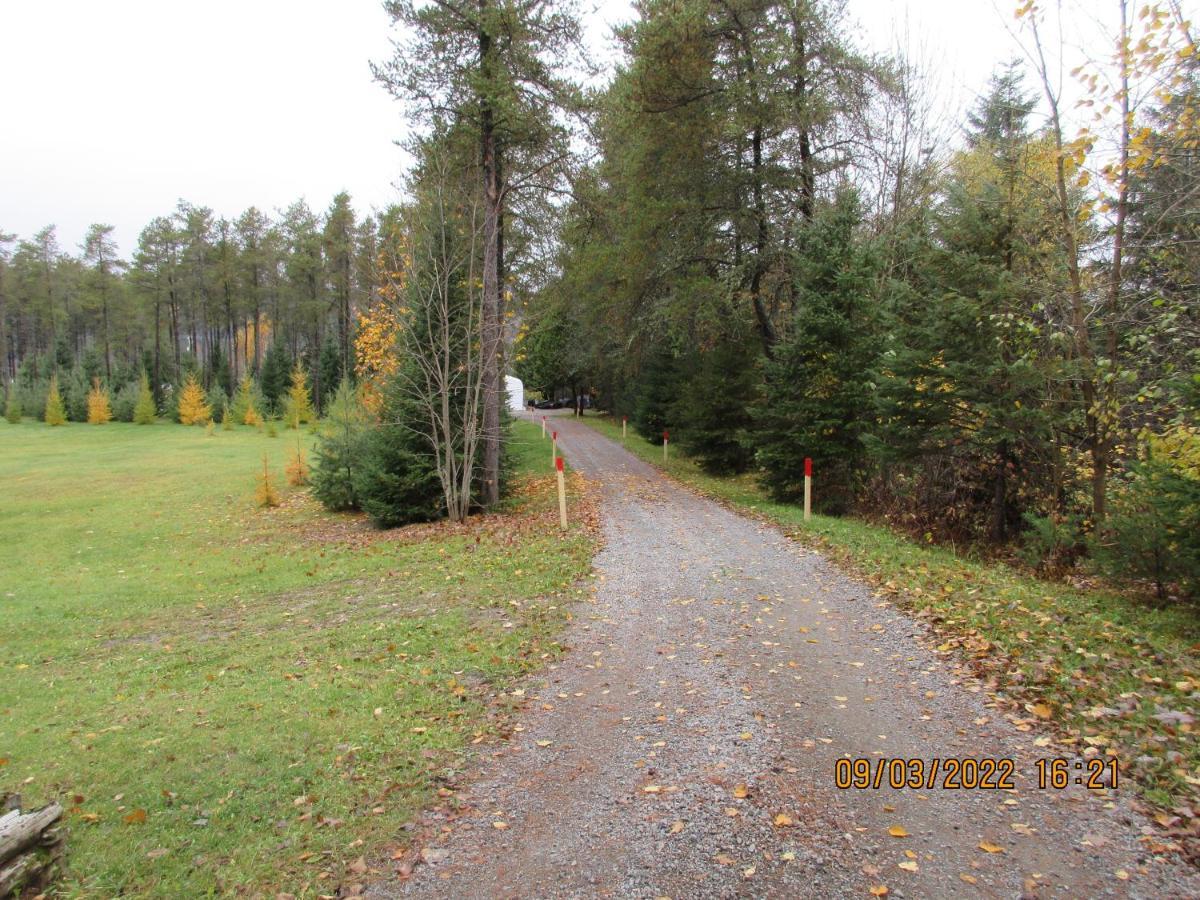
368,413,1199,899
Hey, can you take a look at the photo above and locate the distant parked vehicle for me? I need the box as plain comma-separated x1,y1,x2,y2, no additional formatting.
533,398,564,410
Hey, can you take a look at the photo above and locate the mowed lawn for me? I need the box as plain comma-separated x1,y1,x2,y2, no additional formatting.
0,419,592,896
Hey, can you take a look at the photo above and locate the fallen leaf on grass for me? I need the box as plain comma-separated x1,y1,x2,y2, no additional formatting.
123,809,147,825
1028,703,1053,720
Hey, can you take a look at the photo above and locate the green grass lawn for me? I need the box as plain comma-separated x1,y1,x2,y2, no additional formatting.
0,418,592,896
582,414,1200,820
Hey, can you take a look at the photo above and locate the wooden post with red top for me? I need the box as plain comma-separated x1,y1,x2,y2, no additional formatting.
622,416,627,440
552,431,558,466
663,429,669,462
804,457,812,521
541,415,547,438
555,456,567,530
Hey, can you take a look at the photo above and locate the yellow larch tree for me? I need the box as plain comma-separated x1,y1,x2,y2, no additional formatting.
177,372,212,425
86,378,112,424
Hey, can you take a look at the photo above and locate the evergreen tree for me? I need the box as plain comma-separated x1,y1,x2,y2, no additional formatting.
259,340,291,413
674,340,759,474
353,376,443,527
62,366,90,422
311,380,369,511
872,68,1060,541
282,363,315,428
44,374,66,426
4,385,21,423
177,371,212,425
633,346,679,445
133,371,157,424
756,192,879,511
317,339,343,413
86,377,112,424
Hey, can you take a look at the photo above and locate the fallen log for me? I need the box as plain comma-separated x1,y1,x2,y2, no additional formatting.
0,803,63,898
0,803,61,868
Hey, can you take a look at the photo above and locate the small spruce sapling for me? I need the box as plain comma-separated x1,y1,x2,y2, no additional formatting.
86,377,113,424
44,375,67,426
220,401,233,430
133,371,156,424
256,453,280,507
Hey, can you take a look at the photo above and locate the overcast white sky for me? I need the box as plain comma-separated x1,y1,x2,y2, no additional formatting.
0,0,1118,257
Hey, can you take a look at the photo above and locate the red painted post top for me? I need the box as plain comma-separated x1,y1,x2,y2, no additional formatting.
663,430,669,441
623,416,627,423
804,457,813,477
552,431,558,440
555,456,564,472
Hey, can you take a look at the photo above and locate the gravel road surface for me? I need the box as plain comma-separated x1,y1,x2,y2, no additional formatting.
368,412,1198,899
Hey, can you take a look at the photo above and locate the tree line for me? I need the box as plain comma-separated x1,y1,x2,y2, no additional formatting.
0,193,376,420
516,0,1200,600
4,0,1196,601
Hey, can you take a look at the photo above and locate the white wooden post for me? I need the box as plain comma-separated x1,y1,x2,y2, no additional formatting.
622,416,627,440
804,457,812,521
552,431,558,466
542,416,546,438
556,457,567,530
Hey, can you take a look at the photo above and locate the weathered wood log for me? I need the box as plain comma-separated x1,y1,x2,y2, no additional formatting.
0,803,62,868
0,853,38,897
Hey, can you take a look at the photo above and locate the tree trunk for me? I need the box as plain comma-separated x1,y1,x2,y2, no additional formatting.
479,11,503,508
154,293,162,401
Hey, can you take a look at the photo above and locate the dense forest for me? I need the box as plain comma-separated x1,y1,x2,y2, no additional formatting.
0,194,377,419
3,0,1198,599
514,0,1200,599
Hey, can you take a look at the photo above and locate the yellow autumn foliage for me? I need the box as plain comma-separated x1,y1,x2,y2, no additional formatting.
177,373,212,425
86,378,112,424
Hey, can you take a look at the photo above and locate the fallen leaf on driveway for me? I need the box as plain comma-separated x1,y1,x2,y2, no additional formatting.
978,841,1004,853
887,825,909,838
